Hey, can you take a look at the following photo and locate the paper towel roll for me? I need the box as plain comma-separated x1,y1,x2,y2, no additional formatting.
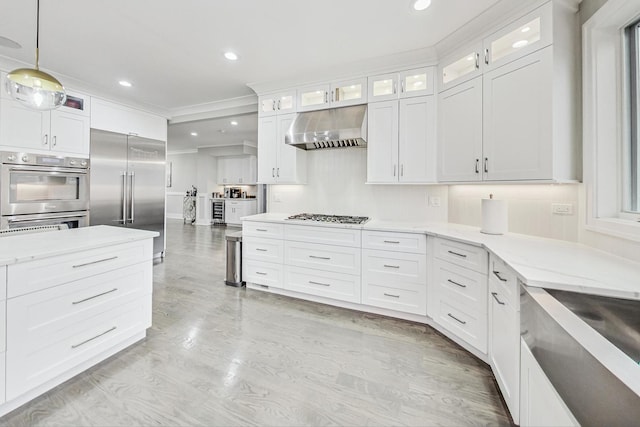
481,198,508,235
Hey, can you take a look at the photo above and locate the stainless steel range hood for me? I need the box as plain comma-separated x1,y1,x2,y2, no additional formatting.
285,104,367,150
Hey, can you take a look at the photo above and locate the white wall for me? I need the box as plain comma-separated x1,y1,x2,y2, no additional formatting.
268,149,448,222
166,152,220,220
448,184,580,242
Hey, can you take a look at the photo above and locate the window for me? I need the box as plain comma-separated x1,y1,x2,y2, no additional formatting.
628,20,640,213
583,0,640,241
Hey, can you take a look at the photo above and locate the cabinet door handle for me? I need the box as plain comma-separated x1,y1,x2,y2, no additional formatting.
71,326,117,349
256,248,268,252
447,250,467,258
256,228,268,232
447,313,467,325
272,168,275,178
277,99,281,110
384,240,400,244
400,80,405,93
484,157,489,173
484,48,489,65
475,52,480,69
53,135,57,147
73,256,118,268
72,288,118,305
256,271,267,276
447,279,467,288
43,134,49,146
393,164,397,177
272,100,276,111
393,81,397,94
400,164,404,177
493,270,508,282
309,255,331,260
277,168,279,177
384,264,400,269
491,292,506,305
324,91,328,104
475,158,480,174
309,280,331,287
384,293,400,298
331,90,335,103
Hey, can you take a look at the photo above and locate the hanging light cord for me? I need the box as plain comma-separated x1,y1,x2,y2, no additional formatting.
35,0,40,70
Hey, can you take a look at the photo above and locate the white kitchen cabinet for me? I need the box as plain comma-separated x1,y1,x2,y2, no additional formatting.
437,1,579,183
368,67,435,102
91,98,167,141
488,255,521,424
0,88,90,157
242,221,284,290
258,91,296,117
520,339,578,427
367,96,436,184
217,156,257,185
284,265,361,304
439,42,484,92
257,113,306,184
297,78,367,112
225,199,257,226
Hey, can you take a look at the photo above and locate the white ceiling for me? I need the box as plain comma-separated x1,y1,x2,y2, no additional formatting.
0,0,502,112
168,113,258,152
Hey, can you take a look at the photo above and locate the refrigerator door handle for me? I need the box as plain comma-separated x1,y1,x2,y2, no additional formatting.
129,171,135,224
118,171,127,224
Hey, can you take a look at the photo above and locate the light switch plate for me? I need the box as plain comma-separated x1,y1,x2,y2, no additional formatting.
552,203,573,215
429,196,441,207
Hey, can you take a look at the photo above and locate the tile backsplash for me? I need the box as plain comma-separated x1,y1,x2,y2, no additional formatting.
448,184,580,242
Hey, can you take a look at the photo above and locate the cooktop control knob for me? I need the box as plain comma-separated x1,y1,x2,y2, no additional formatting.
6,155,15,161
81,161,87,167
69,160,77,166
21,155,29,162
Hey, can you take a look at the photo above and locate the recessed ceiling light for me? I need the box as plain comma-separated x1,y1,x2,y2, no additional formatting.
190,132,198,136
119,80,132,87
467,55,474,61
512,40,529,49
230,121,238,126
224,51,238,61
521,27,531,33
412,0,431,11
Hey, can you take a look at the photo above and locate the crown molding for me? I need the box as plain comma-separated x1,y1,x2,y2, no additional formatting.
169,95,258,123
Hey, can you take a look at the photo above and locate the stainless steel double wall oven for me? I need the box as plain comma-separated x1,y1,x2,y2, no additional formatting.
0,151,90,229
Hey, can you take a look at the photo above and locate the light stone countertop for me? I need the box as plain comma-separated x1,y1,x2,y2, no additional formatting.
243,214,640,301
0,225,158,266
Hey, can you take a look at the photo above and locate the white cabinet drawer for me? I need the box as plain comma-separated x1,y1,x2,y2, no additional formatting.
285,241,360,275
362,230,426,254
243,237,284,263
362,249,426,289
243,260,283,289
433,237,488,274
434,296,487,353
285,224,361,247
433,259,488,313
7,239,152,298
7,295,149,400
285,265,360,303
243,221,284,239
362,282,426,315
490,254,520,310
0,266,6,300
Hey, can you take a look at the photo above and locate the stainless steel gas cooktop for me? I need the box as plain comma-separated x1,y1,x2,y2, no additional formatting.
285,213,369,225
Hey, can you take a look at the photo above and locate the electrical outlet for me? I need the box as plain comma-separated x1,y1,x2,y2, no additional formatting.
552,203,573,215
429,196,441,207
273,192,282,203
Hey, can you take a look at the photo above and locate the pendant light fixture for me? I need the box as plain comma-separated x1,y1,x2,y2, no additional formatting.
5,0,66,110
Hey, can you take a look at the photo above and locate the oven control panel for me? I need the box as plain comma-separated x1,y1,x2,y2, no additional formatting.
1,151,89,169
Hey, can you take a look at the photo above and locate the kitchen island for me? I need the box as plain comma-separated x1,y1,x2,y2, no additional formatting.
0,226,157,417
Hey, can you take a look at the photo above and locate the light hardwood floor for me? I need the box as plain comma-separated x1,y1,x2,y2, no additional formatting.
0,220,512,426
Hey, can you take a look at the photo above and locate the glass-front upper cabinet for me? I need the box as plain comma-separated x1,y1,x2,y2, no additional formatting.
369,67,434,102
258,91,296,117
331,78,367,107
483,2,552,71
297,84,331,112
438,42,483,92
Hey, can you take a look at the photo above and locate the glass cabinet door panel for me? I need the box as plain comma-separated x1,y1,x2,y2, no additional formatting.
443,53,478,85
399,67,433,97
335,83,363,102
278,95,294,111
490,17,541,64
299,89,327,108
403,73,427,94
373,79,395,97
260,97,276,114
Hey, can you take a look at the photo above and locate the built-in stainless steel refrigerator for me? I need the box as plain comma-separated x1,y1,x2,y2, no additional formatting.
89,129,166,255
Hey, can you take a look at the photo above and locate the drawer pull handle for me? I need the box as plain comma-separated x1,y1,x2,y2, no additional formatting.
309,255,331,260
384,293,400,298
384,240,400,244
447,279,467,288
256,228,268,232
384,264,400,269
309,280,330,287
491,292,506,305
447,313,467,325
447,250,467,258
71,326,117,349
256,248,268,252
73,256,118,269
72,288,118,305
256,272,267,276
492,271,507,282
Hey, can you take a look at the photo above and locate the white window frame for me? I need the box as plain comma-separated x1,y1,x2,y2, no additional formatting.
583,0,640,241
